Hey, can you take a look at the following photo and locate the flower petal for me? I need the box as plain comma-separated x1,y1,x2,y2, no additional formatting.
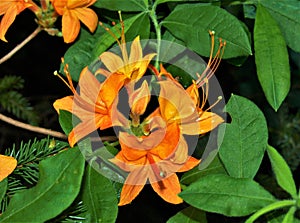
53,96,74,113
177,156,201,172
150,173,183,204
159,79,197,123
0,155,17,182
129,80,150,115
118,168,149,206
62,10,80,43
67,0,96,9
182,111,224,135
129,36,142,65
99,51,124,73
0,2,28,42
72,7,98,33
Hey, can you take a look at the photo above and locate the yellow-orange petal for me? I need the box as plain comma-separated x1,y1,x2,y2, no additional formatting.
0,155,17,182
128,36,142,65
129,80,150,116
62,10,80,43
67,0,96,9
182,111,224,135
53,96,74,114
68,113,106,147
99,51,124,73
0,3,28,42
0,2,11,15
72,7,98,33
177,156,201,172
159,79,197,123
118,168,148,205
51,0,67,15
150,173,183,204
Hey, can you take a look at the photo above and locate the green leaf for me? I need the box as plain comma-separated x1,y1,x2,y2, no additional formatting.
167,206,207,223
218,94,268,178
245,200,296,223
260,0,300,53
180,174,276,217
267,212,300,223
82,163,118,223
94,0,148,11
0,178,7,202
180,155,227,185
162,4,252,59
254,4,290,111
0,148,85,222
282,206,296,223
266,145,297,198
59,110,76,135
62,13,149,81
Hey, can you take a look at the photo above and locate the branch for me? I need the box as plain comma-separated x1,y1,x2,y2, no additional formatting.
0,113,67,139
0,26,42,64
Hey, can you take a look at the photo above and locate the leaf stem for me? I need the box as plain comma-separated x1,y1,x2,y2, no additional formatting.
0,113,66,139
148,5,161,69
0,26,42,65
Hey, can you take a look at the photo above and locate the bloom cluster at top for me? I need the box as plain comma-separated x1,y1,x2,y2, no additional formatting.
0,0,98,43
53,24,225,205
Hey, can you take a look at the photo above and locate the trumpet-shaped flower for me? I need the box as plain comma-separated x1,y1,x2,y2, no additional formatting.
53,66,126,147
110,81,200,205
0,155,17,182
51,0,98,43
0,0,40,42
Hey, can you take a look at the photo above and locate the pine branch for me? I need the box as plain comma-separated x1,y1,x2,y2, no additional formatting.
0,75,24,92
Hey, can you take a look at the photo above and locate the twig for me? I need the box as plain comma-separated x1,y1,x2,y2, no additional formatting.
0,26,42,64
0,113,67,139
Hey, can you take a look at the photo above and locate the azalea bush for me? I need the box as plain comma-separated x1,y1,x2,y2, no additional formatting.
0,0,300,222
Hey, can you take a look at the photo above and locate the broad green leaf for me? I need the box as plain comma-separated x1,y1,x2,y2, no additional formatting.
282,206,296,223
155,0,218,5
260,0,300,53
180,174,276,217
245,200,296,223
266,145,297,198
180,155,227,185
62,13,149,81
94,0,148,11
218,94,268,178
58,110,78,135
0,178,7,202
162,4,252,59
0,148,85,222
167,206,207,223
82,163,118,223
254,4,290,111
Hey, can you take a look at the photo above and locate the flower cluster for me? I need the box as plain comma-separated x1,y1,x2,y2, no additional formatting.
0,0,97,43
53,26,225,205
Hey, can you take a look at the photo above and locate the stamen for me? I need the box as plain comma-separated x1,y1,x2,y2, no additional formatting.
99,21,121,46
147,153,163,180
195,31,226,88
54,71,74,93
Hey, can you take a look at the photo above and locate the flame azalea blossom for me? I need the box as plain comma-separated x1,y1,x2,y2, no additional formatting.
51,0,98,43
111,31,225,206
110,81,201,205
53,66,126,147
0,0,40,42
0,155,17,182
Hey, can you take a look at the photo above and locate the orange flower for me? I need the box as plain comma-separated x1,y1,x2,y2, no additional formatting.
0,154,17,182
0,0,40,42
110,81,200,205
53,66,126,147
51,0,98,43
111,118,200,205
99,36,156,83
